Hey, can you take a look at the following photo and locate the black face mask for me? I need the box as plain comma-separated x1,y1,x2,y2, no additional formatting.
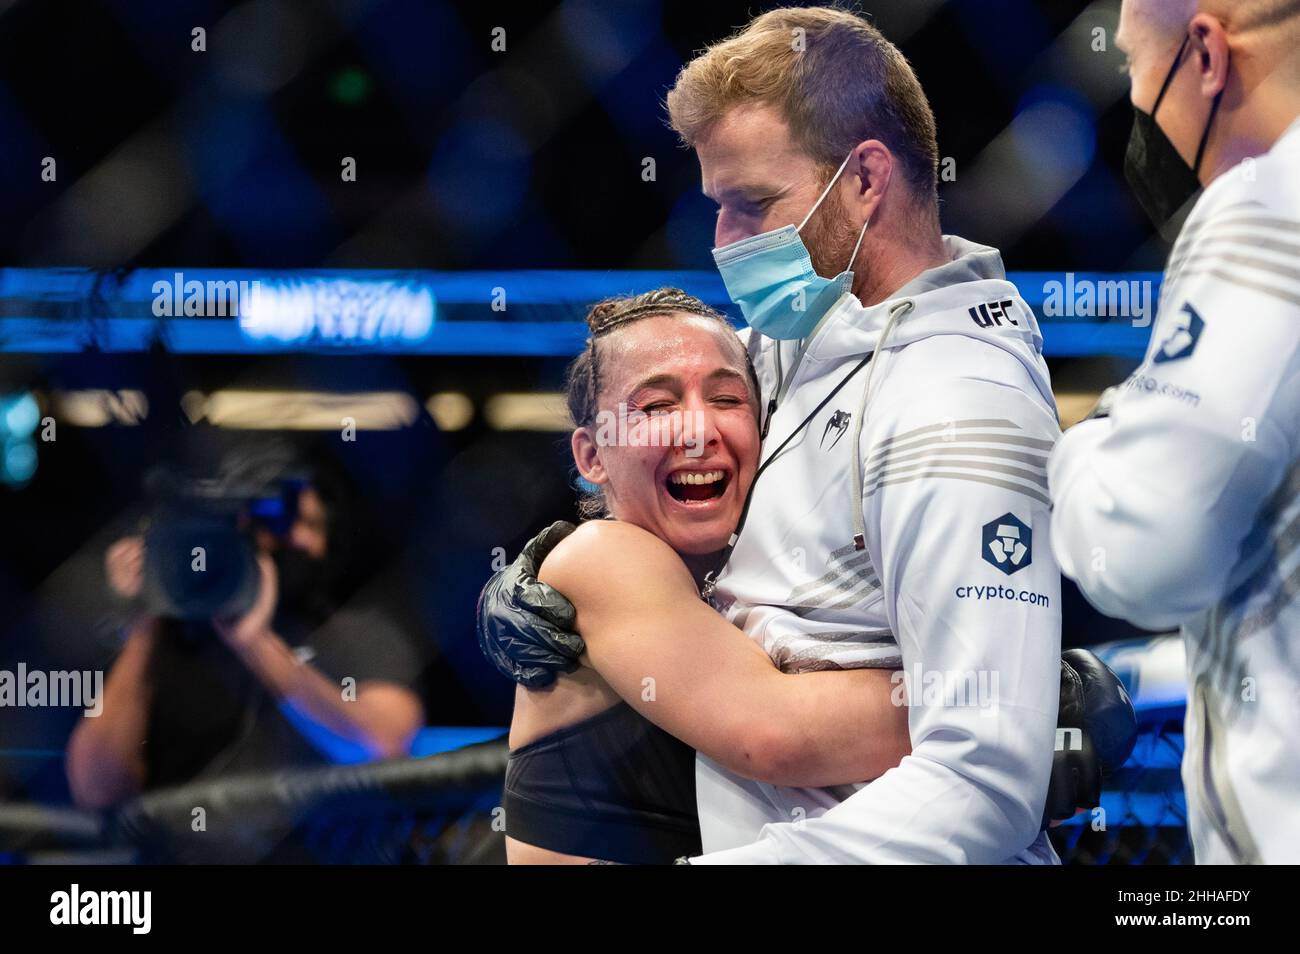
1124,35,1225,230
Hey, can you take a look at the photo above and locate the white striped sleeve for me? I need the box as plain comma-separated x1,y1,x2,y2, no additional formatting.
1049,202,1300,630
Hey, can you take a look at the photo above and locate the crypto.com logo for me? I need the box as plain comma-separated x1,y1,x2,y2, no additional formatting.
593,403,706,457
982,513,1032,576
1152,302,1204,364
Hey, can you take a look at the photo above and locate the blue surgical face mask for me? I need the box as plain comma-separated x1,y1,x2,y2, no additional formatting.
712,150,870,340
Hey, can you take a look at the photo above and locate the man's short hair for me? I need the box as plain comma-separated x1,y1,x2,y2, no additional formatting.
1138,1,1300,52
1203,0,1300,35
666,5,940,206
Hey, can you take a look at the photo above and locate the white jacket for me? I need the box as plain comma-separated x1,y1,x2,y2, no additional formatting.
693,236,1063,864
1048,118,1300,863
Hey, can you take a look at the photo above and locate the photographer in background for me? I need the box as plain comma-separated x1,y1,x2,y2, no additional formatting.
66,462,425,810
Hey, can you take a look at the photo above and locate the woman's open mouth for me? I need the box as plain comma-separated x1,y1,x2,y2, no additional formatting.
664,468,730,506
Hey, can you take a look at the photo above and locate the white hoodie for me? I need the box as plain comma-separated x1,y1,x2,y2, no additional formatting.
1048,119,1300,863
693,236,1063,864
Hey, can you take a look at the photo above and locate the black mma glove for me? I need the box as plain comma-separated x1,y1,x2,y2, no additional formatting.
1042,648,1138,828
476,521,585,688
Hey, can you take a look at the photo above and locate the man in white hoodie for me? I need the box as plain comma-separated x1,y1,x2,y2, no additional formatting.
662,8,1063,863
482,7,1069,865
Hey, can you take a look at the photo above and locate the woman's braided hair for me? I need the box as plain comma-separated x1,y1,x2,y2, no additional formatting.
563,287,758,518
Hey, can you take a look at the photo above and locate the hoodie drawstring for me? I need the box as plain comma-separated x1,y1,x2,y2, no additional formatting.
700,347,875,602
849,298,915,550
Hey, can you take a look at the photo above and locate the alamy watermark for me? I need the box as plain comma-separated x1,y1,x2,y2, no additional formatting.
890,664,1000,714
1042,273,1157,328
50,884,150,934
152,271,262,318
0,664,103,717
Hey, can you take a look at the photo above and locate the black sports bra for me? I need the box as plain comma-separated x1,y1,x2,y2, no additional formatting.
504,702,702,864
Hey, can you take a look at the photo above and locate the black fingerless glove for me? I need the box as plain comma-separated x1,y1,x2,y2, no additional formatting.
476,521,585,688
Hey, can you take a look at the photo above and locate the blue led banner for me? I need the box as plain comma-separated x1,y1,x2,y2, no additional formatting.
0,268,1161,357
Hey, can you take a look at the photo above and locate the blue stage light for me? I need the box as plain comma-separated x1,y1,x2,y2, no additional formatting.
1,392,39,437
2,438,37,485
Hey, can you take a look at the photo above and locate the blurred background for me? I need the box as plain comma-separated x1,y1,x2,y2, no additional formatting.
0,0,1183,861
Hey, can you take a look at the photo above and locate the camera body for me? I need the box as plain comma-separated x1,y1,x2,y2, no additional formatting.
140,471,305,622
